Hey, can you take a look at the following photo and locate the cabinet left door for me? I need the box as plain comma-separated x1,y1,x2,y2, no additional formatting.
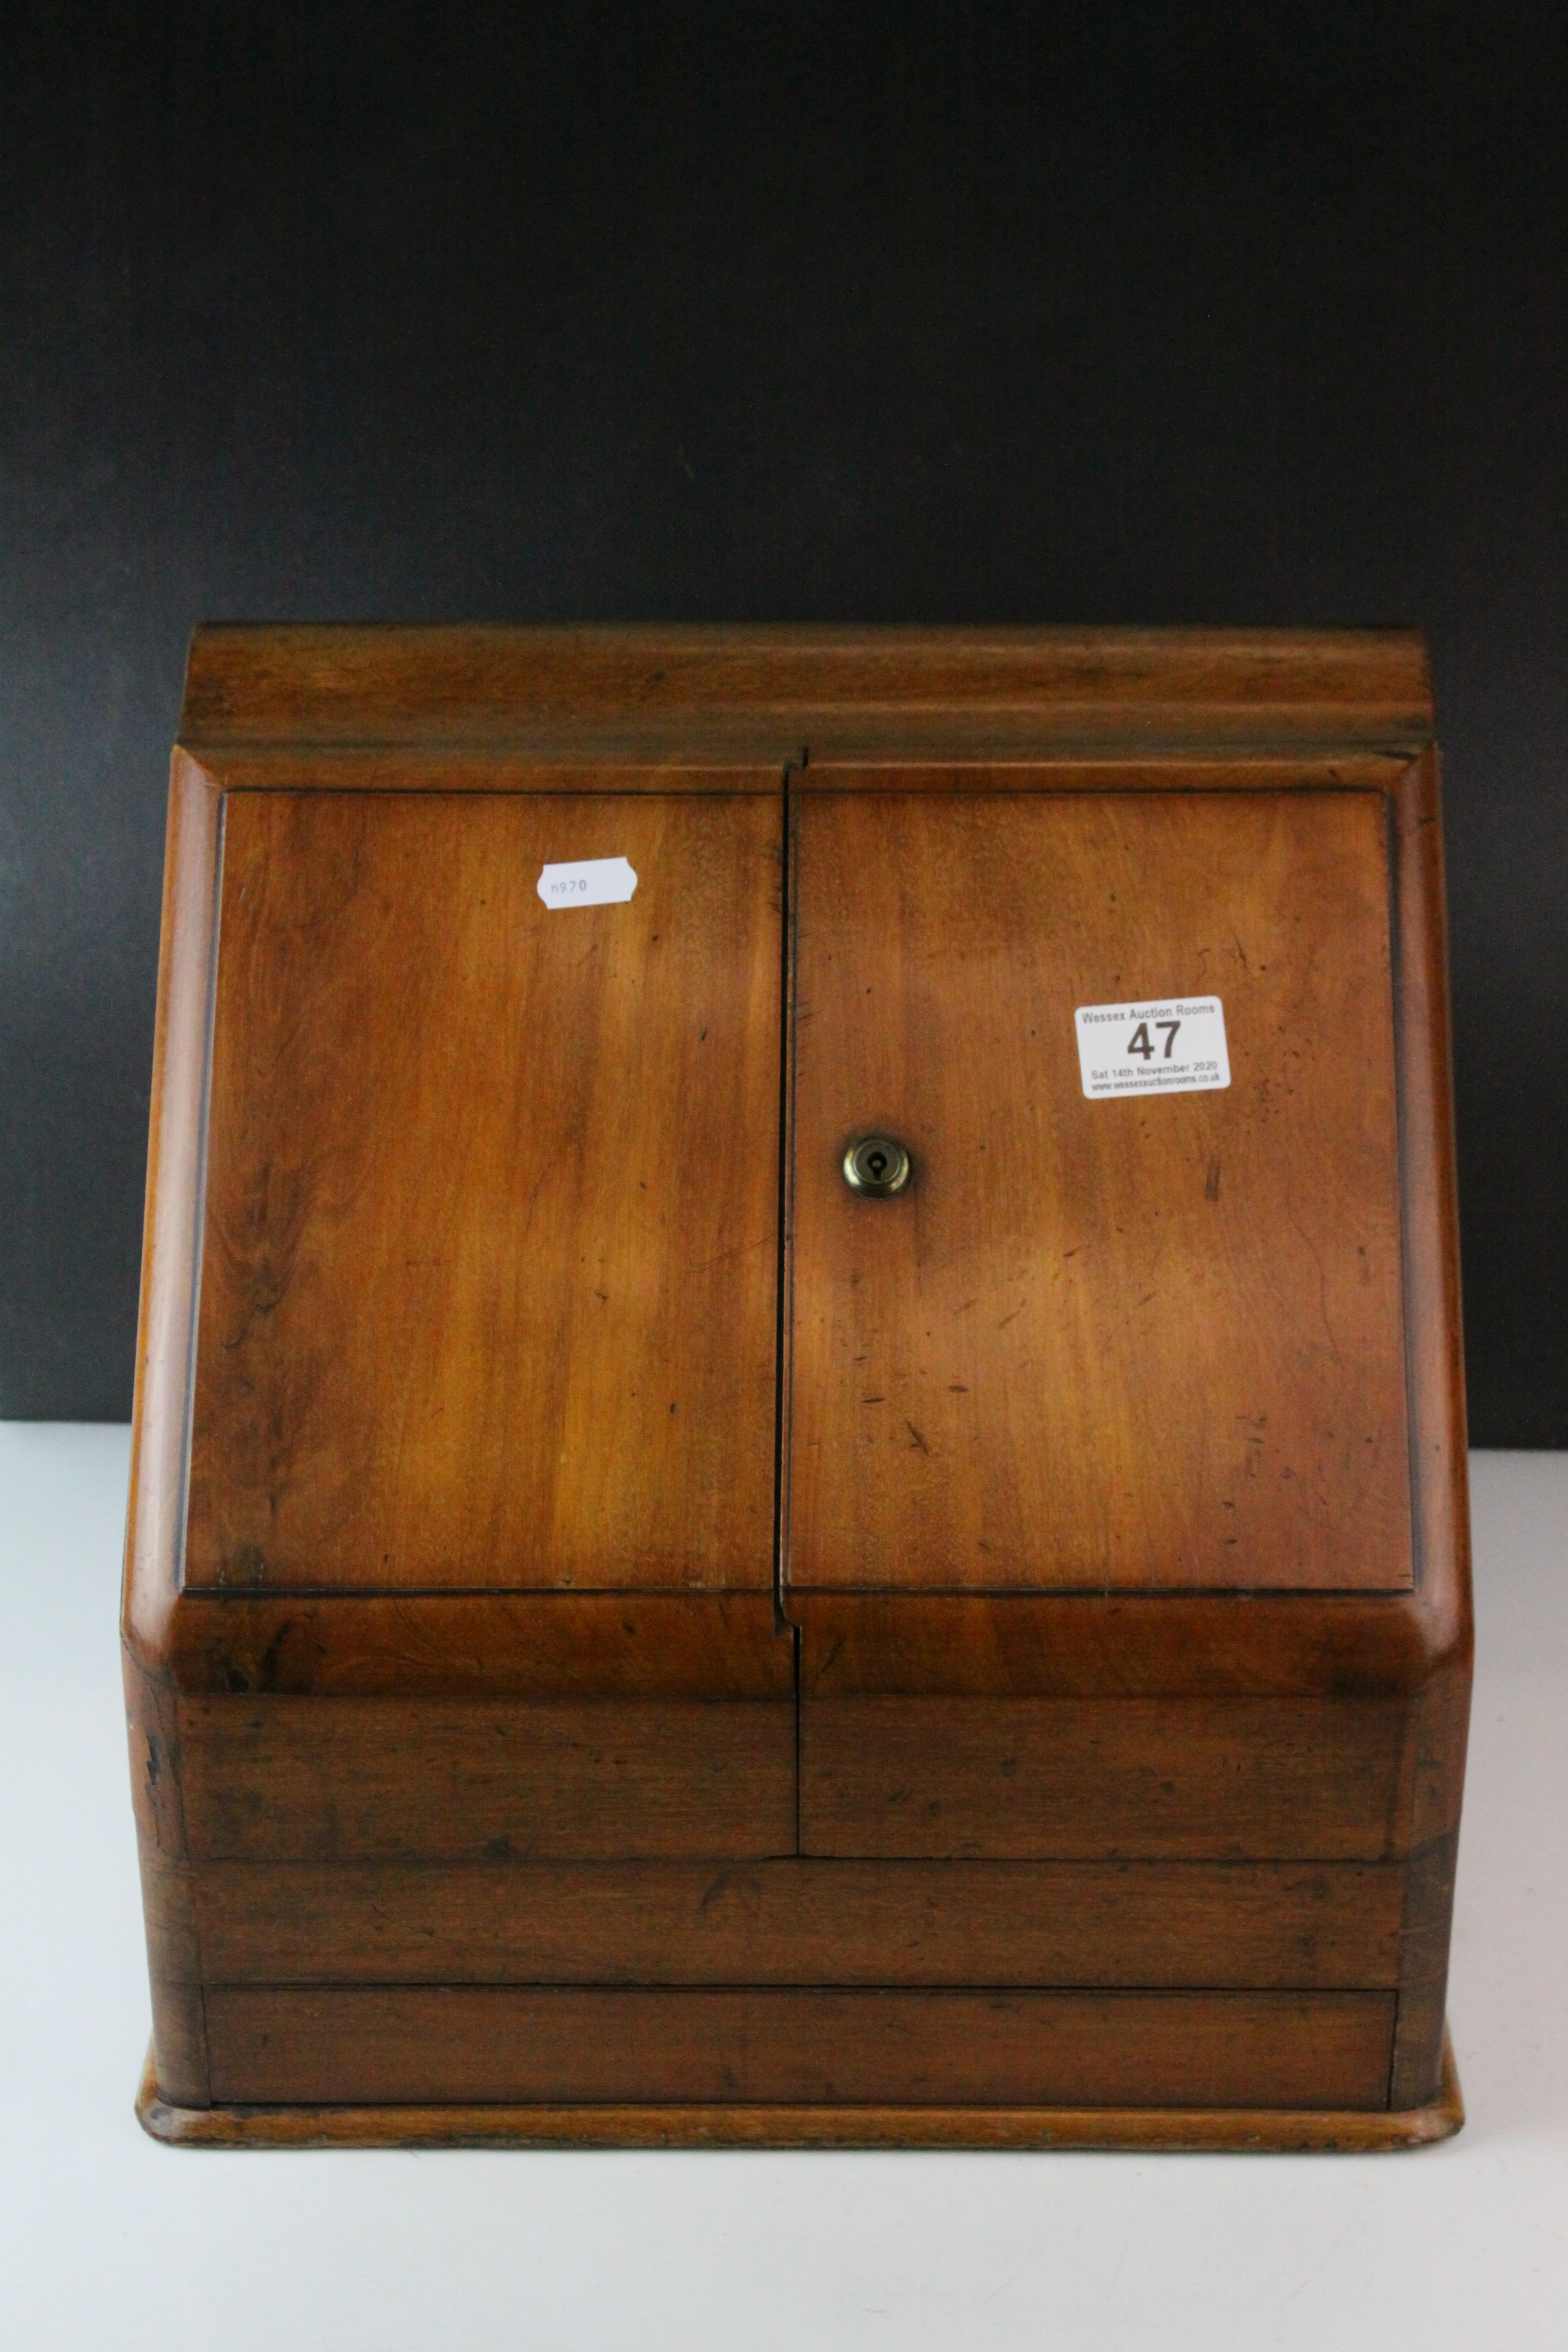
184,785,783,1593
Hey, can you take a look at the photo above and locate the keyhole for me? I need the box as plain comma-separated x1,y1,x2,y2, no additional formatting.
843,1134,911,1195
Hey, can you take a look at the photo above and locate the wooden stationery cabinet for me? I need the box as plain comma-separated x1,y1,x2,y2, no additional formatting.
125,626,1470,2148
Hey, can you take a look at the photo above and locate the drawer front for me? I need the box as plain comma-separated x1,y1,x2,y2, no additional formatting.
187,1856,1405,1989
205,1985,1396,2110
179,1695,796,1862
800,1694,1409,1860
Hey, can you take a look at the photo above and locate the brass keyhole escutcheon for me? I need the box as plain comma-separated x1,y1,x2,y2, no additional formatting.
842,1134,911,1196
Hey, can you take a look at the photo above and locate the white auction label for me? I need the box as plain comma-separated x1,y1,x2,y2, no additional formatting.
536,856,638,909
1074,994,1231,1099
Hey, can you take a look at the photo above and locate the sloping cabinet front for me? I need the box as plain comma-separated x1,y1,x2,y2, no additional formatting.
126,627,1469,2149
190,786,782,1595
785,782,1411,1595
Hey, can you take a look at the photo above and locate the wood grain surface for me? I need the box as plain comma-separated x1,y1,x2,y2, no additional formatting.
799,1694,1408,1860
204,1985,1396,2109
140,2033,1464,2151
160,1591,793,1698
188,1855,1404,1987
789,1590,1450,1698
187,786,782,1592
786,786,1411,1592
179,624,1433,752
178,1695,796,1861
120,630,1469,2139
123,1653,207,2106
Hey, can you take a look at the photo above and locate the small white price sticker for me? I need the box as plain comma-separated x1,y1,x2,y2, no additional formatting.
1075,994,1231,1099
536,857,639,909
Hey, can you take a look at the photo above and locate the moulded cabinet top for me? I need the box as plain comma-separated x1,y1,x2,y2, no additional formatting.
176,623,1435,764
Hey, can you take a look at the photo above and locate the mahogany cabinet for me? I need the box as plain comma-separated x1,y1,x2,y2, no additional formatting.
124,626,1470,2148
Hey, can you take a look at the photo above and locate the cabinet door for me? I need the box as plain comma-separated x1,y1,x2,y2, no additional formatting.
187,786,781,1591
785,785,1413,1592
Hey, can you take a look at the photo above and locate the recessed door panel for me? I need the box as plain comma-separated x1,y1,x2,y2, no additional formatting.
786,786,1412,1591
187,786,782,1591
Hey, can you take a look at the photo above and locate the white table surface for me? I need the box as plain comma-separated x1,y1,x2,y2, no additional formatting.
2,1424,1563,2351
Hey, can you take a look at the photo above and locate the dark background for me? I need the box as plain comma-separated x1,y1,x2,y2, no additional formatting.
3,3,1564,1439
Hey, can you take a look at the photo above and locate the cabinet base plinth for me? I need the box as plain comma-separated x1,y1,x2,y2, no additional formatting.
135,2031,1462,2153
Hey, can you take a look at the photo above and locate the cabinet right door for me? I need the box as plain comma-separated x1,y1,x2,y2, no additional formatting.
785,782,1413,1594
